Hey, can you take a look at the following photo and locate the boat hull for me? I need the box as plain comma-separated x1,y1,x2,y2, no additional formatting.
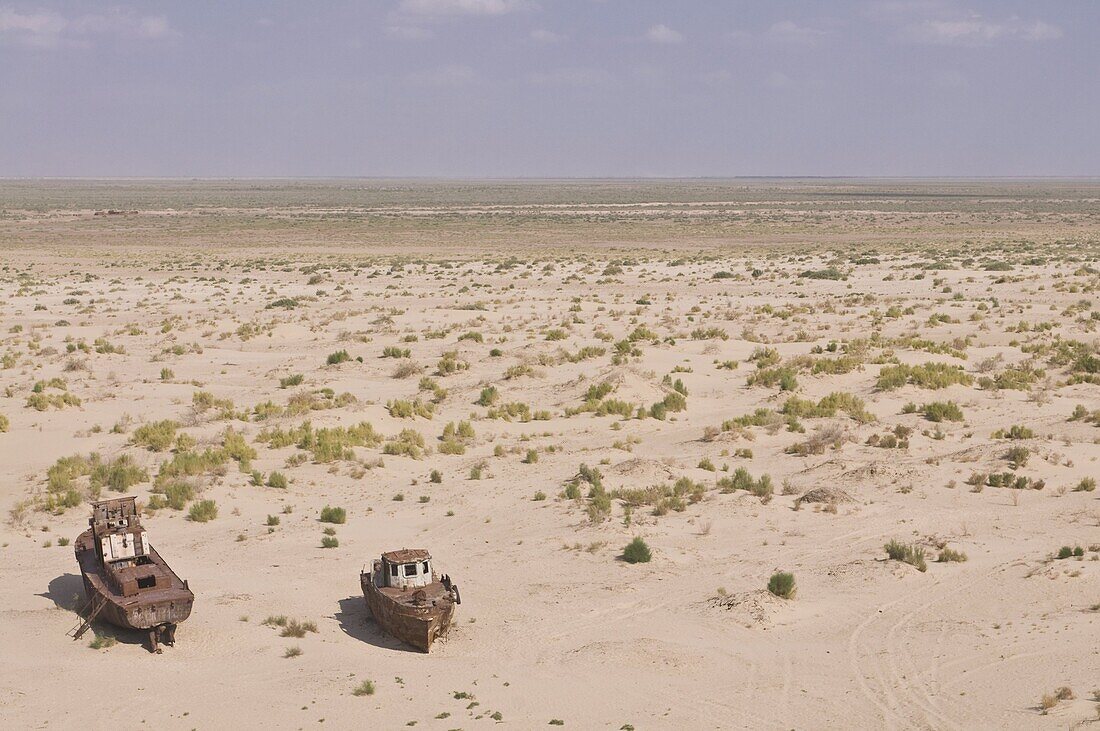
75,530,194,633
361,573,455,652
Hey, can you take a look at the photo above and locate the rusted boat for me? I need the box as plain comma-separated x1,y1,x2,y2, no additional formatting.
361,549,460,652
73,496,194,652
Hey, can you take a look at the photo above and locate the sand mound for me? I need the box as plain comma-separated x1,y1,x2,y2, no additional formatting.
590,366,670,405
608,458,677,484
796,486,854,505
840,460,918,486
706,589,787,626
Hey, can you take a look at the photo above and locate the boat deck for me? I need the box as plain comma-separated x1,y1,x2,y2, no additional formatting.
377,582,452,608
75,530,193,620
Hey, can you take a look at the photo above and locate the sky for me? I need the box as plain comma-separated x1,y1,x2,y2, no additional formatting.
1,0,1097,177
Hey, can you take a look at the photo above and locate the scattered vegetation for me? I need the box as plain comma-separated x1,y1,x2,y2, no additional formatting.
884,539,927,572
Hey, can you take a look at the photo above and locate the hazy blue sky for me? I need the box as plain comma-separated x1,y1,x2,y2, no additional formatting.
1,1,1097,177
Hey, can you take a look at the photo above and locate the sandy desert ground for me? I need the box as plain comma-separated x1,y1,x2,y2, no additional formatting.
0,179,1098,730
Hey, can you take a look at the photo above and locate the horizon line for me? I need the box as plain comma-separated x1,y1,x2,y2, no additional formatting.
4,175,1100,183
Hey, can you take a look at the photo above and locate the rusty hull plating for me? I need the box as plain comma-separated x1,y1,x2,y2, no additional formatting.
361,549,460,652
74,496,194,652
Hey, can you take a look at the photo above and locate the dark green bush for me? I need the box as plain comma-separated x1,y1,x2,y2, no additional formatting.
622,536,652,564
767,571,796,599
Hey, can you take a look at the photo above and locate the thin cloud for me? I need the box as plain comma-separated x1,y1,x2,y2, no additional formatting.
728,20,830,47
397,0,533,16
526,67,611,87
764,20,828,44
766,70,793,89
406,63,475,86
530,28,564,43
646,24,682,44
906,15,1062,45
0,6,175,48
387,25,435,40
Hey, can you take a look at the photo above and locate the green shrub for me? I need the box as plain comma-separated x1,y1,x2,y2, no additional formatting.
0,413,7,432
326,349,351,365
320,505,346,524
352,680,375,697
382,429,425,458
781,392,873,423
267,471,288,489
47,454,92,493
876,362,973,391
979,366,1042,391
279,374,304,388
161,480,195,510
649,391,687,419
88,632,117,650
275,618,318,637
430,469,442,483
991,424,1034,440
26,392,81,411
476,386,499,406
1074,477,1096,492
767,571,796,599
1004,445,1030,470
716,467,774,501
387,399,434,419
884,539,927,571
937,548,968,563
188,499,218,523
321,535,339,549
436,350,468,375
799,268,844,280
221,428,256,471
259,420,381,463
438,439,465,455
922,401,963,422
90,455,148,492
622,536,652,564
442,420,475,441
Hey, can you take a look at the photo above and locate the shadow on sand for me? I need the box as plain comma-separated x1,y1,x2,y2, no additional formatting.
40,573,148,649
335,596,419,653
39,572,86,612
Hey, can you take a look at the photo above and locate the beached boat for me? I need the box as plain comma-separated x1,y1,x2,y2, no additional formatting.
73,496,194,652
361,549,460,652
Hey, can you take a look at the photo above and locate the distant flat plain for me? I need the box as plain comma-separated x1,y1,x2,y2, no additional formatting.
0,179,1097,729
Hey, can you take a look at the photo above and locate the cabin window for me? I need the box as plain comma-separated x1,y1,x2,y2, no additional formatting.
422,561,429,574
389,563,398,577
137,575,156,589
404,563,417,577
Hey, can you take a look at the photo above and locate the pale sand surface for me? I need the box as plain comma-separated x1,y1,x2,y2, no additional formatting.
0,180,1098,729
